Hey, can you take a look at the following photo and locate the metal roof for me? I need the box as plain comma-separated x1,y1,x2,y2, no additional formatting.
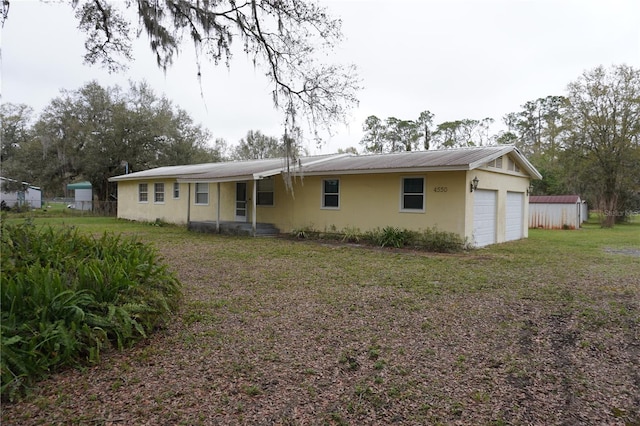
299,146,542,179
67,181,92,190
108,146,542,183
108,154,343,182
177,154,343,182
0,176,41,191
530,195,581,204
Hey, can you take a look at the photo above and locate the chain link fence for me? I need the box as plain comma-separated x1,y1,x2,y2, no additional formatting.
42,199,117,217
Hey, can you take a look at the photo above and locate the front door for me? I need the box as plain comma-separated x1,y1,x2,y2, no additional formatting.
235,182,247,222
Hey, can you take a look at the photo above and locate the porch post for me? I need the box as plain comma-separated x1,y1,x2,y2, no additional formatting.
216,182,221,233
252,179,257,236
187,183,191,223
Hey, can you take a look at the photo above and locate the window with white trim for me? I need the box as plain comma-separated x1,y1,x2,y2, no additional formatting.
195,183,209,204
322,179,340,209
257,178,274,206
138,183,148,202
173,182,180,199
401,177,424,211
154,183,165,203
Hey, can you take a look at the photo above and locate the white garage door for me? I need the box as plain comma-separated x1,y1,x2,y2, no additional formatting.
473,190,497,247
505,192,524,241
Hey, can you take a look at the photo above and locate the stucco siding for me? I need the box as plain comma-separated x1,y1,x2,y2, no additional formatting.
267,172,467,234
117,180,190,224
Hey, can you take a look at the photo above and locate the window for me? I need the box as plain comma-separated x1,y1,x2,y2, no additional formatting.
173,182,180,199
401,177,424,211
322,179,340,208
257,178,274,206
195,183,209,204
138,183,148,202
488,157,503,168
154,183,165,203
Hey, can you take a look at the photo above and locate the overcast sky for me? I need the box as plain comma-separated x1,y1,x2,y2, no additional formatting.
1,0,639,155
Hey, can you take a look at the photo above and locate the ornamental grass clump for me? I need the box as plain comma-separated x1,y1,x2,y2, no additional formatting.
0,220,181,401
363,226,416,248
413,227,471,253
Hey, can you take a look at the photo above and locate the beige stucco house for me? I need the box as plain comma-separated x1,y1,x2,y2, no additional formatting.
109,145,542,247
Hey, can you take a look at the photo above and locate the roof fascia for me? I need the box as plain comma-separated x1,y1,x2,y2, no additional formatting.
177,174,255,183
298,165,471,176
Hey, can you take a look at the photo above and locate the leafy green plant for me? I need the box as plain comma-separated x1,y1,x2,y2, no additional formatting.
341,226,361,243
363,226,415,248
291,225,319,239
0,220,181,400
413,227,471,252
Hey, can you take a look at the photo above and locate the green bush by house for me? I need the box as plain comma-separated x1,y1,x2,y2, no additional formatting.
291,225,470,252
0,219,181,401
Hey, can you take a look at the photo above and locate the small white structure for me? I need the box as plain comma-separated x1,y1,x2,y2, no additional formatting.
529,195,585,229
66,181,93,211
0,177,42,209
581,200,589,223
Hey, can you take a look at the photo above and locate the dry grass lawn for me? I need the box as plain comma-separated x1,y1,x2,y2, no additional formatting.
2,218,639,425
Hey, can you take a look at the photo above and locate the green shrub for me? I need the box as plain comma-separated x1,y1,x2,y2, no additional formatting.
0,220,181,401
412,227,470,253
341,226,361,243
363,226,416,248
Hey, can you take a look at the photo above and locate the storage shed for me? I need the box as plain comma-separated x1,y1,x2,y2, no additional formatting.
529,195,584,229
66,181,93,211
0,177,42,209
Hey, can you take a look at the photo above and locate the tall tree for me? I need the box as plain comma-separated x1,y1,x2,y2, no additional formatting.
503,96,569,159
0,103,41,190
360,112,432,153
416,110,434,150
385,118,420,152
360,115,386,153
563,64,640,227
20,81,219,199
232,130,285,160
1,0,359,146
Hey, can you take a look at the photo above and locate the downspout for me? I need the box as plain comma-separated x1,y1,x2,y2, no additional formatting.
252,179,257,236
216,182,221,233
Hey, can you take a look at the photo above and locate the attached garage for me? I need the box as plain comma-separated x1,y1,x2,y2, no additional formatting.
505,192,525,241
473,189,497,247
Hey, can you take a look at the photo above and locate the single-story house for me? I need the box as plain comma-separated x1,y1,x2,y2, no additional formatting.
109,145,542,247
66,181,93,211
0,177,42,209
529,195,586,229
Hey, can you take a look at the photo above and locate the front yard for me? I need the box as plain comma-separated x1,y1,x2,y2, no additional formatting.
2,218,639,425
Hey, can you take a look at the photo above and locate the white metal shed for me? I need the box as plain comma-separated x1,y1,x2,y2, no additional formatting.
66,181,93,210
0,177,42,209
529,195,584,229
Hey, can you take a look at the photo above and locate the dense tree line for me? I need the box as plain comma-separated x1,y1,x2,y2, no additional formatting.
359,65,640,226
0,80,309,201
1,81,223,201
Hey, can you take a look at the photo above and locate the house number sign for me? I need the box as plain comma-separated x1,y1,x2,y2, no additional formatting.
433,186,448,192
